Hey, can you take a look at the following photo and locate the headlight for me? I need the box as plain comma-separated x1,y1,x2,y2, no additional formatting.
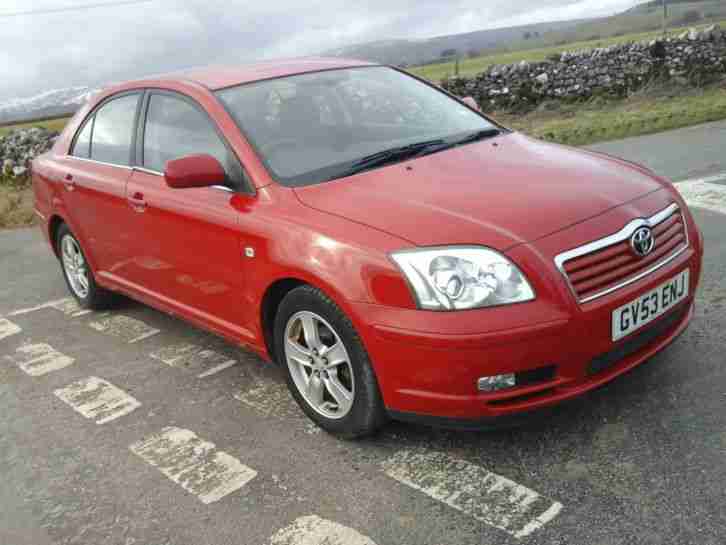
390,246,535,310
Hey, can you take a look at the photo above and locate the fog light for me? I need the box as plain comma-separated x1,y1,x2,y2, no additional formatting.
477,373,516,392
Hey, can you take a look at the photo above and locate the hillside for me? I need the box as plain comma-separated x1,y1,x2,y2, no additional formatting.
323,19,593,66
326,0,726,67
0,86,95,125
538,0,726,44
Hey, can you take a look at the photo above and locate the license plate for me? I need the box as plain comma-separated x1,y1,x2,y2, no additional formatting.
611,269,689,341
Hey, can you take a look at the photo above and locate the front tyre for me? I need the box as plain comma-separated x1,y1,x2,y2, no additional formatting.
57,224,116,310
274,285,387,438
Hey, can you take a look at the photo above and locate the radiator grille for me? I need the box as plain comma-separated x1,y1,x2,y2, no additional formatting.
555,204,688,303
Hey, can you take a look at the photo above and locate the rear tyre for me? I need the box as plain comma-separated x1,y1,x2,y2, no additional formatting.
56,224,116,310
274,285,387,439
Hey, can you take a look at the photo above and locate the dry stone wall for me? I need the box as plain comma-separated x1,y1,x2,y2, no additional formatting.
442,24,726,113
1,127,58,181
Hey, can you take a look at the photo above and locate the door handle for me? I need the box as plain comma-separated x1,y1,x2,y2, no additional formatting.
128,191,147,212
63,173,76,191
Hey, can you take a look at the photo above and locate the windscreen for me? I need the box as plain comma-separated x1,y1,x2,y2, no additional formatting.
216,66,498,186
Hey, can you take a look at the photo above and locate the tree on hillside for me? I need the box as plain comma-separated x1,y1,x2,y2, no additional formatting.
440,48,458,58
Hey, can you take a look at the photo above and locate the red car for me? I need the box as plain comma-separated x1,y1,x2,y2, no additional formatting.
33,58,703,437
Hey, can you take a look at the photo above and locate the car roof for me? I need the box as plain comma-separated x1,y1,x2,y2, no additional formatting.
127,57,378,91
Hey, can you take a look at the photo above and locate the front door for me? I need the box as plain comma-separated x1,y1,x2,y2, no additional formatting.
119,91,254,343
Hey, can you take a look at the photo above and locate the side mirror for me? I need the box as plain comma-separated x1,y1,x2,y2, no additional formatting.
462,96,481,111
164,154,226,189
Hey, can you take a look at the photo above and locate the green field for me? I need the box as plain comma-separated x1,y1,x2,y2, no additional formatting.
538,0,726,45
0,116,70,137
411,19,726,82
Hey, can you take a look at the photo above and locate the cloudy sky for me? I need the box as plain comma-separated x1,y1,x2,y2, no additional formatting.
2,0,640,101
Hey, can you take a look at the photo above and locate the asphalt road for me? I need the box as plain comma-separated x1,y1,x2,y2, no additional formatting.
2,123,726,545
589,119,726,181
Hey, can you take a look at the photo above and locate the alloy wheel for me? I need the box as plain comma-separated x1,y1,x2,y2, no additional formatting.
61,235,90,299
284,310,355,419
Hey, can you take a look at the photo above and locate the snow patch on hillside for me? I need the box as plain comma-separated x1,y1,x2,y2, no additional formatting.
0,86,99,121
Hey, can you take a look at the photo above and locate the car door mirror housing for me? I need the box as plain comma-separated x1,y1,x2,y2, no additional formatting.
462,96,481,111
164,154,226,189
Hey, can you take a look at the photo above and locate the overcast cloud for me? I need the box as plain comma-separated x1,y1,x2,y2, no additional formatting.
2,0,639,101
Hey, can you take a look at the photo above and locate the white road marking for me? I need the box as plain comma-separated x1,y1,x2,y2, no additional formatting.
234,381,322,434
269,515,377,545
234,380,301,420
89,314,160,344
8,297,91,317
6,343,75,376
54,376,141,424
382,449,562,539
48,298,92,317
676,175,726,215
150,342,198,366
303,422,322,435
150,342,238,377
196,359,238,378
129,426,257,504
0,317,22,341
7,298,68,316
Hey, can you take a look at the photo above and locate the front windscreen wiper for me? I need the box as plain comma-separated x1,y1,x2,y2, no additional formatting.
418,128,502,156
334,139,447,179
374,129,502,165
328,129,501,182
449,128,502,146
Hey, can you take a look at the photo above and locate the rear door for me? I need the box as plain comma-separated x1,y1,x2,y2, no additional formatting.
121,90,252,341
58,92,142,272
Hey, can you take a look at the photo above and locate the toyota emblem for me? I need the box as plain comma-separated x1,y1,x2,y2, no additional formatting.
630,226,655,257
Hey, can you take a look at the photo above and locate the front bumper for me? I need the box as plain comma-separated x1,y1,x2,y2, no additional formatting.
352,245,701,425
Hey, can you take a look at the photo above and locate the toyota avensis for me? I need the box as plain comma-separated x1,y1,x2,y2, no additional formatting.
33,58,704,437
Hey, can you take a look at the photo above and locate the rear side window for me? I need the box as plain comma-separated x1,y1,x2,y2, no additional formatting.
142,94,234,176
71,118,93,158
90,94,139,166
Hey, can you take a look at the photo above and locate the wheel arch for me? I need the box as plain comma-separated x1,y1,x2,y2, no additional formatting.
260,277,306,363
258,273,361,365
46,212,101,274
48,214,66,258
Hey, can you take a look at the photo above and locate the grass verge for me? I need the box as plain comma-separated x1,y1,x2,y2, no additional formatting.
0,185,36,229
499,81,726,146
410,19,726,82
